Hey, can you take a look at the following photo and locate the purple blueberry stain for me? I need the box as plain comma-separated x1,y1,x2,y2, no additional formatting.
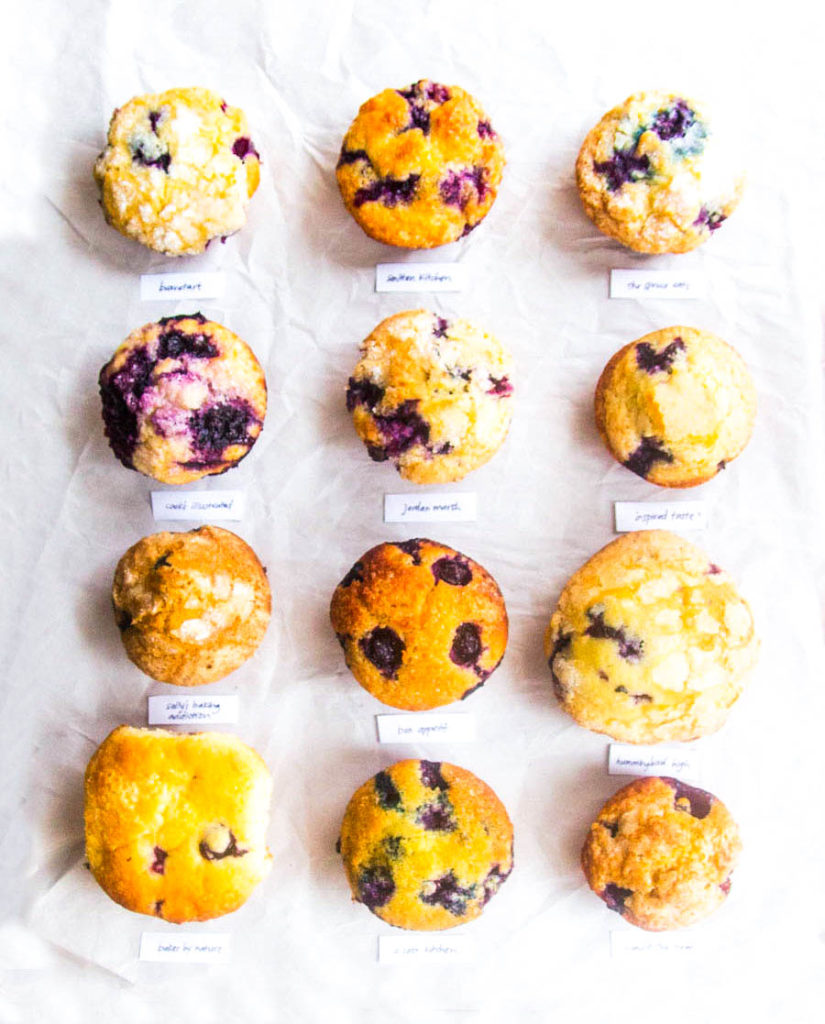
585,608,643,662
337,148,370,168
460,221,478,238
431,556,472,587
346,376,385,413
114,608,133,632
99,346,155,466
717,459,727,472
199,829,247,861
157,329,219,361
373,400,430,458
594,149,650,192
487,375,512,397
358,864,395,909
651,100,695,141
420,760,448,791
360,626,405,678
624,436,674,479
354,174,420,208
420,872,477,916
706,563,722,575
153,553,171,570
189,400,259,458
694,206,727,232
148,110,162,133
416,795,456,832
394,539,423,565
662,777,714,819
600,820,620,838
614,685,652,704
635,338,685,374
232,137,260,161
440,166,488,209
150,847,167,875
450,622,482,668
477,119,496,139
720,877,732,895
482,863,511,905
374,771,402,810
602,883,633,914
548,631,573,700
339,561,364,588
154,900,165,917
433,316,449,338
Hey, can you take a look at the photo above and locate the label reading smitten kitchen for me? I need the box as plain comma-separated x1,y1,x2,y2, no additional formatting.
375,262,467,293
140,272,226,301
148,695,239,726
614,501,707,533
609,269,704,300
139,932,231,963
378,934,474,965
384,492,477,523
608,743,701,781
376,713,476,745
610,930,699,958
151,490,246,522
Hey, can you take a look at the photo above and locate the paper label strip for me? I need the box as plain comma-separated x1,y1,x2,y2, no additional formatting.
378,935,474,964
376,713,476,744
610,930,699,958
139,932,231,963
151,490,246,522
614,501,708,533
609,269,704,300
608,743,701,781
148,695,239,726
141,272,226,301
384,492,477,523
376,262,466,292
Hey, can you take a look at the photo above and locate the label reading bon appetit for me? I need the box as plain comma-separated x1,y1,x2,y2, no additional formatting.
609,269,704,300
140,272,226,301
139,932,231,963
375,262,467,293
151,490,246,522
384,492,477,523
378,934,474,965
608,743,701,782
614,501,708,533
376,713,476,744
148,695,239,726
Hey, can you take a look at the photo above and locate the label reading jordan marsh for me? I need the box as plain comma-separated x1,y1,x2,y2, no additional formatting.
378,935,474,965
151,490,246,522
610,930,699,958
376,262,467,292
384,492,477,523
376,713,476,744
614,501,708,533
140,272,226,301
139,932,231,963
148,695,239,726
609,269,704,299
608,743,701,781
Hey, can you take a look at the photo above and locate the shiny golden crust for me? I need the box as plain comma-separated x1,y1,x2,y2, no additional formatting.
347,309,513,484
99,315,267,486
581,776,741,930
339,759,513,930
330,539,508,711
336,80,505,248
94,86,260,256
84,726,272,923
594,327,756,488
544,531,758,743
576,91,744,253
113,526,271,686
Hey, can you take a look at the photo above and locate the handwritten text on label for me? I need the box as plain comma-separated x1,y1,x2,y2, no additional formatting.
376,263,467,293
614,501,707,533
378,934,474,964
610,269,704,300
140,272,226,301
151,490,246,522
139,932,231,963
148,695,239,726
376,713,476,744
384,492,477,523
608,743,701,781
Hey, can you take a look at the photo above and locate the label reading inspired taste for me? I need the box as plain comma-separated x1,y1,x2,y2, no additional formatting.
139,932,231,963
376,713,476,744
375,262,467,293
614,501,707,533
608,743,701,782
378,934,474,965
384,492,477,523
609,269,704,300
151,490,246,522
148,695,239,726
140,272,226,301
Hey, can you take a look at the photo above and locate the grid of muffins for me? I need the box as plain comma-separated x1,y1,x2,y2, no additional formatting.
78,81,758,935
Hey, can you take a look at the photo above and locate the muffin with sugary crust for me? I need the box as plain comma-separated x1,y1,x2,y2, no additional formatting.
581,776,741,931
94,86,260,255
85,725,272,923
339,759,513,930
330,539,507,710
99,314,267,485
595,326,756,487
347,309,513,484
576,91,744,253
545,531,758,743
336,79,505,248
113,526,271,686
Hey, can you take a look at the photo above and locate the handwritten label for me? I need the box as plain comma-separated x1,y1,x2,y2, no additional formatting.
376,713,476,744
148,695,239,726
610,930,699,958
139,932,231,963
608,743,700,781
609,269,704,300
614,501,707,533
378,935,474,965
140,272,226,301
384,492,477,523
376,263,467,293
151,490,246,522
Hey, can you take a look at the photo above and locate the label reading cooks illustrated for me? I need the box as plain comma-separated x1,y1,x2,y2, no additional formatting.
151,490,246,522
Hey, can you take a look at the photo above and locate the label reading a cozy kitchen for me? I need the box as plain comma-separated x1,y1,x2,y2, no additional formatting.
608,743,700,781
375,262,466,293
614,501,708,533
139,932,231,963
151,490,246,522
148,695,239,726
378,934,474,965
376,713,476,744
384,492,477,523
140,272,226,301
609,269,704,300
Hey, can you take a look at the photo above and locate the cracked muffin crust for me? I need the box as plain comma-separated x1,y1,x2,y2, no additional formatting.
581,776,741,930
330,539,508,710
576,91,744,253
545,531,759,743
347,309,513,484
94,86,261,255
84,726,272,923
336,79,505,248
339,759,513,930
112,526,271,686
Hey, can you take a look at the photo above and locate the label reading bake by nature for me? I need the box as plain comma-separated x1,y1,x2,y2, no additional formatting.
378,934,474,965
609,269,704,300
376,713,476,744
140,272,226,301
608,743,701,781
148,695,239,726
139,932,231,963
614,501,708,533
384,492,477,523
151,490,246,522
376,263,467,292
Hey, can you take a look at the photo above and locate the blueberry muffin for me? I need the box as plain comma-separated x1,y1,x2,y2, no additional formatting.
99,314,266,485
113,526,272,686
94,86,260,255
576,91,744,253
330,539,508,710
595,326,757,487
545,531,758,743
85,726,272,923
582,776,741,930
339,759,513,930
347,310,513,484
336,79,505,248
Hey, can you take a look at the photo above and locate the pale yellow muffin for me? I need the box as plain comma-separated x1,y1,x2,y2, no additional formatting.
339,759,513,930
336,79,505,248
545,531,758,743
576,91,744,253
112,526,272,686
331,539,508,710
582,776,741,931
595,326,756,487
84,726,272,923
99,315,267,485
94,86,260,255
347,309,513,484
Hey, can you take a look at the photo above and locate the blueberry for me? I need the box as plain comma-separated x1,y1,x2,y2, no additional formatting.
346,376,385,413
114,608,133,632
383,835,404,860
157,330,219,361
420,872,476,915
720,877,732,894
624,436,674,479
157,313,207,327
360,627,405,678
394,539,423,565
150,847,167,874
635,338,685,374
594,150,650,192
154,900,165,916
232,137,260,161
486,376,512,397
416,796,456,832
358,864,395,909
425,83,450,103
189,401,257,457
439,167,488,209
600,820,620,838
477,120,495,139
706,563,722,575
148,110,162,133
419,760,448,791
661,777,714,819
694,206,727,232
651,100,695,141
433,316,449,338
373,400,430,458
340,561,364,587
614,685,652,704
199,827,246,860
99,347,155,465
585,609,643,662
374,770,402,810
482,863,511,905
602,883,633,914
450,622,482,667
460,221,478,238
431,556,472,586
548,631,573,700
404,103,430,135
366,442,388,462
130,142,171,172
337,148,370,168
353,174,420,208
153,554,171,570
